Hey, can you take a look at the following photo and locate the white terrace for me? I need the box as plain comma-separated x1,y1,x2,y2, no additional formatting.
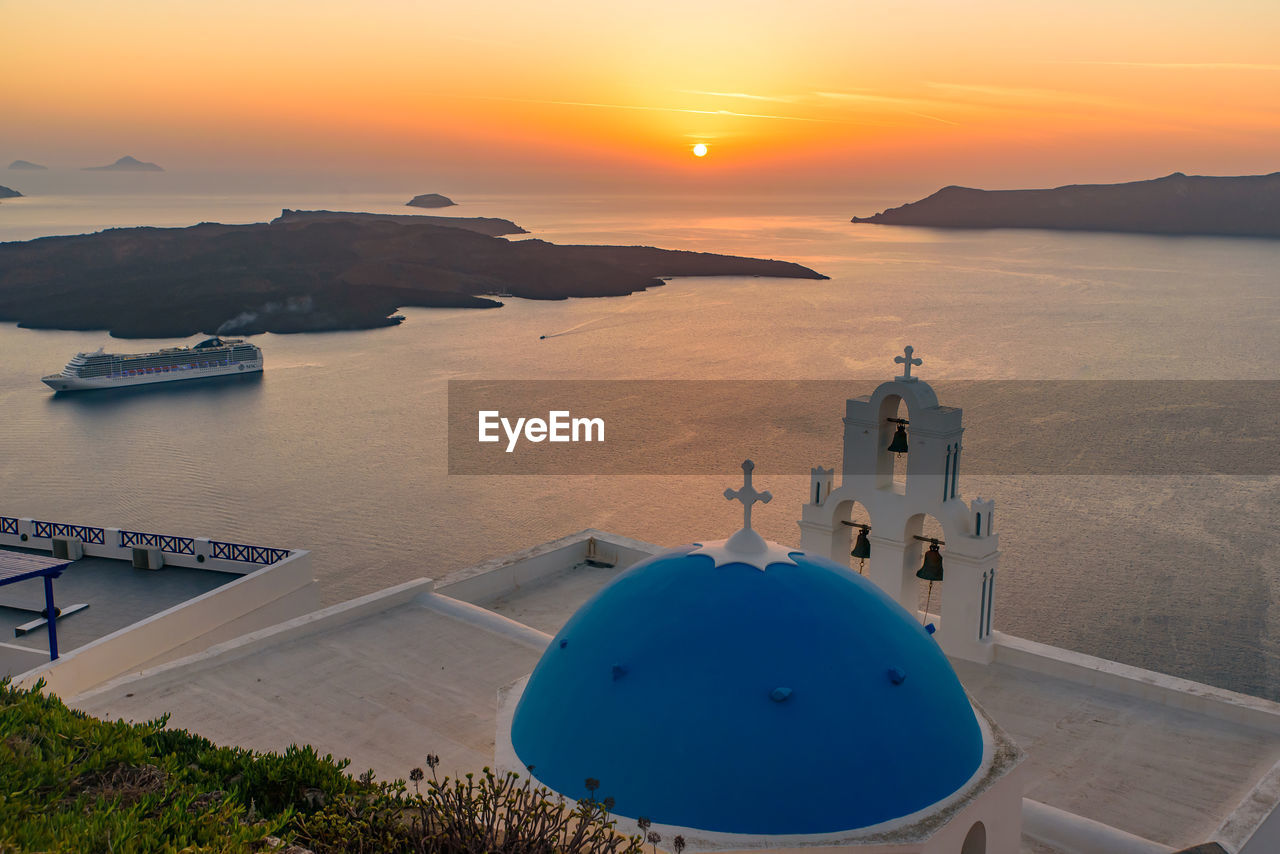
58,529,1280,854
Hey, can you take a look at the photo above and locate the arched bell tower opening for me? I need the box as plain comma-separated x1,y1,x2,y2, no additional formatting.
798,346,1002,663
877,394,909,491
830,497,873,573
904,513,946,621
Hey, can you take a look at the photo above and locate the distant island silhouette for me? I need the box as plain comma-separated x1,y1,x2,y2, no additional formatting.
83,155,164,172
277,208,523,236
8,160,46,171
406,193,455,208
0,210,826,337
851,172,1280,238
0,186,21,200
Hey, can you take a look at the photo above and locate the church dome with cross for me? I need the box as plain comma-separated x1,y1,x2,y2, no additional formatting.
505,459,994,842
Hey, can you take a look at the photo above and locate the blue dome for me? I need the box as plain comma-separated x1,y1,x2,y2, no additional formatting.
510,546,984,835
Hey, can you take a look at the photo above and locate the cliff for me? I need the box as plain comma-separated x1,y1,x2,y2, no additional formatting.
0,212,826,337
8,160,46,171
0,186,21,199
851,172,1280,237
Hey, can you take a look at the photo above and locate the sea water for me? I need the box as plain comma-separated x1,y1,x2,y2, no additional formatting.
1,188,1278,698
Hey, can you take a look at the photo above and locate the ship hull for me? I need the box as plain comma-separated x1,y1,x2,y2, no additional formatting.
42,361,262,392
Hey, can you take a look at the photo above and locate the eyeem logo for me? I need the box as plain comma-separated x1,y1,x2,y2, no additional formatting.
478,410,605,453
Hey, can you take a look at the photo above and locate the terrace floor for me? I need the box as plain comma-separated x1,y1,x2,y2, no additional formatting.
74,593,544,784
953,657,1280,848
70,545,1280,852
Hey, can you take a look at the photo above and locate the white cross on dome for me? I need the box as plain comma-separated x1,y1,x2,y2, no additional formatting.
724,459,771,532
689,460,798,571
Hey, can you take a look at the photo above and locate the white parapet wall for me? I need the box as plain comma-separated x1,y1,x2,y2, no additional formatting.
1021,799,1173,854
16,550,316,698
70,577,440,705
436,529,661,605
992,633,1280,734
1215,755,1280,854
3,514,317,698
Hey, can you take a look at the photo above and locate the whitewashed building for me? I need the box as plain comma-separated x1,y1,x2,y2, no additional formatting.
12,349,1280,853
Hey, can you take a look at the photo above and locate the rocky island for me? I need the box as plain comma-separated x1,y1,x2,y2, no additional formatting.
0,186,21,199
0,210,826,337
83,155,164,172
8,160,46,171
407,193,455,208
277,208,524,236
852,172,1280,238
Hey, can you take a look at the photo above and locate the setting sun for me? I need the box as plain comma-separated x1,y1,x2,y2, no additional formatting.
692,143,708,158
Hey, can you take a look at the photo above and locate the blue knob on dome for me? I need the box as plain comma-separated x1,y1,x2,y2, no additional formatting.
887,667,906,685
769,686,793,702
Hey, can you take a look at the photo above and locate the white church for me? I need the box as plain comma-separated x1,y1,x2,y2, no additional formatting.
8,348,1280,854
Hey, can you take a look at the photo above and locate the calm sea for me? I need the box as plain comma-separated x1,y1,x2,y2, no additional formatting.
1,188,1278,698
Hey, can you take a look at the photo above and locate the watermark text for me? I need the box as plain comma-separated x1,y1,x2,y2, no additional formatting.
478,410,605,453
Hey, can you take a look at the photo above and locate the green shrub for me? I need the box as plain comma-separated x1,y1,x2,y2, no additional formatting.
0,680,292,852
293,766,645,854
1,679,645,854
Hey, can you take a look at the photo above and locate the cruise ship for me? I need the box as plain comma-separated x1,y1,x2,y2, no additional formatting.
41,337,263,391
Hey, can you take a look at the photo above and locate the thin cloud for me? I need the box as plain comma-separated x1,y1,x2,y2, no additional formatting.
443,93,849,124
815,90,942,106
813,91,960,125
902,111,959,126
442,34,519,48
925,81,1129,110
678,90,799,103
1053,60,1280,72
926,80,1280,134
927,82,1074,100
682,88,965,127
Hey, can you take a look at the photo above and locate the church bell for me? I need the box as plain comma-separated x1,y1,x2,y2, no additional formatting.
916,538,944,625
887,418,909,454
841,520,872,574
851,527,871,561
916,541,944,582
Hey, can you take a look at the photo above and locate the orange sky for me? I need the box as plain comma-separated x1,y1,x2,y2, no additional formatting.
4,0,1279,193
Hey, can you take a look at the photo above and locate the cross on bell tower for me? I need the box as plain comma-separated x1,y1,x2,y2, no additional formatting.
894,345,922,382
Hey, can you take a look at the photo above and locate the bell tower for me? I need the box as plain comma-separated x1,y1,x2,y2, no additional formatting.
798,347,1001,663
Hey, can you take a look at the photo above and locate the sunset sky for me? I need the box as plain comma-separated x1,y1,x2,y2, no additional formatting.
5,0,1279,193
